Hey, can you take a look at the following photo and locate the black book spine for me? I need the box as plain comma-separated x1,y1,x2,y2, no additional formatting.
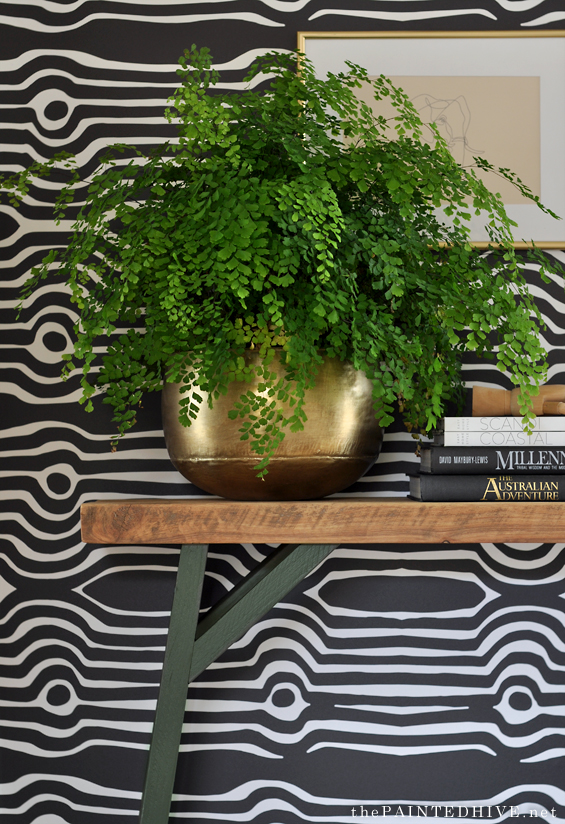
413,474,565,502
421,446,565,474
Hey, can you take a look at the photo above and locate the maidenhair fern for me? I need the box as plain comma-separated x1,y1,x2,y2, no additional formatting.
3,46,562,474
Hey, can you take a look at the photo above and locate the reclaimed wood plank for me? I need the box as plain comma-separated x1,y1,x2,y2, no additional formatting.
81,498,565,545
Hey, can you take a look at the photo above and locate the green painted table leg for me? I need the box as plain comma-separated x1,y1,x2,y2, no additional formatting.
190,543,338,681
139,543,208,824
139,541,337,823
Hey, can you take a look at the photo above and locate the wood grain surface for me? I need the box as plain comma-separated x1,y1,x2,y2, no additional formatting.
80,498,565,545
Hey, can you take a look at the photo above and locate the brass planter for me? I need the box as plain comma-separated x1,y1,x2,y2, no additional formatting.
162,351,383,500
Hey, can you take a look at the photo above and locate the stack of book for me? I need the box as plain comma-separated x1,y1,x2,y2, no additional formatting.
410,415,565,501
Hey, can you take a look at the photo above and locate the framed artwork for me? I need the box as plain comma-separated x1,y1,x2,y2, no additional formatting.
298,31,565,248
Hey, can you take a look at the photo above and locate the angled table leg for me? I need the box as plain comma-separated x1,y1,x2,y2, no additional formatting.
139,543,208,824
190,542,338,681
139,541,337,824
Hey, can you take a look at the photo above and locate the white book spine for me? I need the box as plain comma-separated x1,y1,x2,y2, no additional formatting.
443,416,565,433
443,430,565,447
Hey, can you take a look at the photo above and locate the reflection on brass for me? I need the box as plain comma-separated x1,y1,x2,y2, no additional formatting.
472,385,565,417
162,351,383,501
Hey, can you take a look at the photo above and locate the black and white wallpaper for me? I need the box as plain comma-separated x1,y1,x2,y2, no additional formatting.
3,2,565,822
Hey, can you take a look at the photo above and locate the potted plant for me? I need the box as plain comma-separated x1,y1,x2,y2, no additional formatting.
3,46,562,498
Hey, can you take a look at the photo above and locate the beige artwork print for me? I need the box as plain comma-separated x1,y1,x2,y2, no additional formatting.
357,76,540,205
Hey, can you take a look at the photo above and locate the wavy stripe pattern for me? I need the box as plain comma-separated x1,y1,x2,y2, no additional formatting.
2,1,565,822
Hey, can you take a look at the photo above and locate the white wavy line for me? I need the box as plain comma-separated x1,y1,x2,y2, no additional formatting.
169,804,561,824
196,661,565,703
0,94,169,111
0,544,172,583
2,72,271,133
1,688,155,717
207,635,565,678
308,8,497,22
171,777,565,807
543,363,565,382
331,547,565,585
527,284,565,326
0,487,192,528
494,0,555,7
523,12,565,25
0,420,163,441
11,0,309,12
0,786,139,809
336,703,467,715
0,47,287,74
501,543,546,551
233,620,565,662
5,0,547,14
0,493,208,551
0,468,185,501
168,801,564,824
179,742,281,758
522,748,565,762
0,772,140,799
523,258,565,291
0,484,88,518
3,300,81,327
74,563,178,616
0,50,287,92
0,716,151,738
0,363,65,384
0,615,164,650
0,534,85,564
242,542,270,563
3,116,170,149
374,452,419,465
463,365,565,383
480,543,565,571
0,245,58,273
0,440,167,461
1,319,74,365
4,608,565,682
190,683,310,723
0,67,177,92
0,595,166,634
272,602,565,644
167,799,535,824
183,716,565,749
0,657,155,690
496,687,565,726
205,570,238,594
307,741,496,756
0,638,162,673
355,472,409,483
188,695,463,720
207,551,252,578
0,381,84,404
0,510,81,541
5,135,175,167
0,12,284,33
546,249,565,265
306,567,499,620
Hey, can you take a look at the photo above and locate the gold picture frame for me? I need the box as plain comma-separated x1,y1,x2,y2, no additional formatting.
298,31,565,248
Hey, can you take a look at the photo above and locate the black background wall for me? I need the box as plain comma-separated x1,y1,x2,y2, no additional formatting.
2,2,565,822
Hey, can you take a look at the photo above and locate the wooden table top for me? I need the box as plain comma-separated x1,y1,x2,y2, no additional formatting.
80,497,565,545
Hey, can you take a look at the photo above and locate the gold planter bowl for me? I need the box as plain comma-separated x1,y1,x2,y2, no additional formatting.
162,351,383,501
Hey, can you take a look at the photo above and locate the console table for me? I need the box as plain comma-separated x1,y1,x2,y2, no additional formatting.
80,497,565,824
